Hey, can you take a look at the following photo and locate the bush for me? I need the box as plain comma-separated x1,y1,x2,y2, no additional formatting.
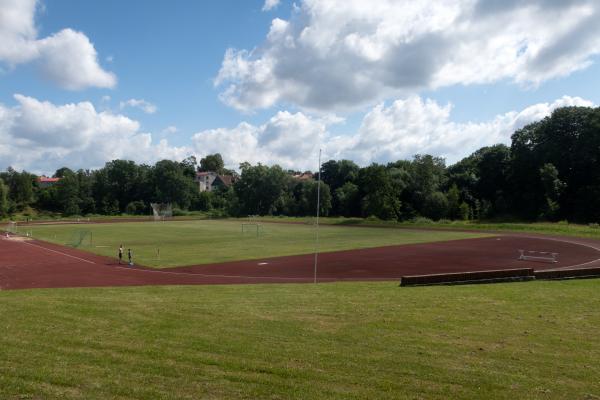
172,208,187,217
459,202,470,221
422,192,448,221
410,216,434,224
125,200,147,215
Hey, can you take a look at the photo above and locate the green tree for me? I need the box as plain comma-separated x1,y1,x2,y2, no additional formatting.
150,160,197,209
234,163,289,215
422,191,448,221
446,184,461,220
180,156,198,179
55,171,81,216
335,182,360,217
539,163,566,220
358,164,402,220
407,155,446,217
199,153,225,174
290,180,332,216
0,178,8,216
6,169,34,209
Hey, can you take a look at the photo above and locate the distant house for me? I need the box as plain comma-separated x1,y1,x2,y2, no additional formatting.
196,171,237,192
292,172,313,181
37,176,61,188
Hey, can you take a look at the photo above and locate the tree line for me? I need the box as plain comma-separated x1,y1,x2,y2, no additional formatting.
1,106,599,223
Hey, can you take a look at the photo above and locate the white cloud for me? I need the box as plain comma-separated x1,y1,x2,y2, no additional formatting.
120,98,158,114
191,111,329,171
192,95,596,171
162,125,178,134
0,0,116,89
262,0,280,12
216,0,600,112
0,95,188,173
0,0,38,64
1,94,594,174
330,95,596,165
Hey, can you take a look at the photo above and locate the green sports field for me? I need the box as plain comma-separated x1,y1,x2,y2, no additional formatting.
25,220,488,267
1,280,599,399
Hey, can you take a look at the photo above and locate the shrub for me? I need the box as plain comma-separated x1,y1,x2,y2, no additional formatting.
410,216,434,224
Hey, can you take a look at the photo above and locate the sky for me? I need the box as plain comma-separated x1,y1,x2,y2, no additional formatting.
1,0,600,174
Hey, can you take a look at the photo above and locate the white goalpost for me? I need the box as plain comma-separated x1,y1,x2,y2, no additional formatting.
150,203,173,221
6,221,17,235
241,215,262,237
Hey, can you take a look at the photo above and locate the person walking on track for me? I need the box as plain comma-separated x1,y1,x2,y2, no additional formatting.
118,244,124,264
128,248,133,266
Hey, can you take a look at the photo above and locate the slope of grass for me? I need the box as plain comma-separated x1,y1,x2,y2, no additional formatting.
1,280,599,399
25,220,487,268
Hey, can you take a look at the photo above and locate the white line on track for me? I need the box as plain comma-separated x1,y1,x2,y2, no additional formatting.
22,241,97,265
513,234,600,270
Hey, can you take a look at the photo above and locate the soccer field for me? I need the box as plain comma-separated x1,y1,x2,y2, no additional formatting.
25,220,488,268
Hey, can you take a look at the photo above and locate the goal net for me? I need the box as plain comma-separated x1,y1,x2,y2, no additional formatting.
6,221,17,234
151,203,173,221
241,215,262,237
68,230,92,248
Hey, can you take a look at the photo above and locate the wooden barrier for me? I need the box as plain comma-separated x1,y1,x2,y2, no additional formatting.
535,267,600,280
400,268,535,287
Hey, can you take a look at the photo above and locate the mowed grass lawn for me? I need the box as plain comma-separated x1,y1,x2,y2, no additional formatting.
27,220,488,267
1,280,599,399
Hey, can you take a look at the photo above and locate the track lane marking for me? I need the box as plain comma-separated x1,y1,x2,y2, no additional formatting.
22,241,97,265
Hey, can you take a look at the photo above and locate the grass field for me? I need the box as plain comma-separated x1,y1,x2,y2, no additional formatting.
255,216,600,239
25,220,487,268
1,280,599,399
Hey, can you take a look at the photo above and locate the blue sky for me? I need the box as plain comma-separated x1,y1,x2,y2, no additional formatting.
1,0,599,173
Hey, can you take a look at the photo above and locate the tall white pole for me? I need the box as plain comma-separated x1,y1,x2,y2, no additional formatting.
314,149,322,284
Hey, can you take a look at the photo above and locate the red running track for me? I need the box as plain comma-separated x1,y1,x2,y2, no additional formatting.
1,233,600,290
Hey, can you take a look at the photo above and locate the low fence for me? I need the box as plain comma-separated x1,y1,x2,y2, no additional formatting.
535,267,600,280
400,268,535,287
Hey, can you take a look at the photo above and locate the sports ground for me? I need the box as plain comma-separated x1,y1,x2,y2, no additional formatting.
2,219,600,290
2,219,600,399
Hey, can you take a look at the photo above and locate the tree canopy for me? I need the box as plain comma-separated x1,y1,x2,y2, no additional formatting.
2,106,600,223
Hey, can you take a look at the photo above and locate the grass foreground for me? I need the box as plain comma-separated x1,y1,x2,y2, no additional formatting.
25,220,487,267
1,280,599,399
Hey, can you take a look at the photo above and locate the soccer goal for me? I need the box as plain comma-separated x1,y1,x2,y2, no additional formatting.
68,230,92,248
6,221,17,234
151,203,173,221
241,215,262,237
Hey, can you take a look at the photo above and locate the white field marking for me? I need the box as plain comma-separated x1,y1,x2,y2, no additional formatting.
258,262,268,265
22,241,96,265
511,234,600,270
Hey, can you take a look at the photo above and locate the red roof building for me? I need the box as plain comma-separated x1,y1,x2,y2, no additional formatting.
37,176,61,188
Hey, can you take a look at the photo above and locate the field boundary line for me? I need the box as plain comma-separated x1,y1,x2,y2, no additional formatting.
514,234,600,270
22,241,97,265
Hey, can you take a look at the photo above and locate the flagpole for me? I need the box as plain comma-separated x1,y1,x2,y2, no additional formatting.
314,149,322,284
